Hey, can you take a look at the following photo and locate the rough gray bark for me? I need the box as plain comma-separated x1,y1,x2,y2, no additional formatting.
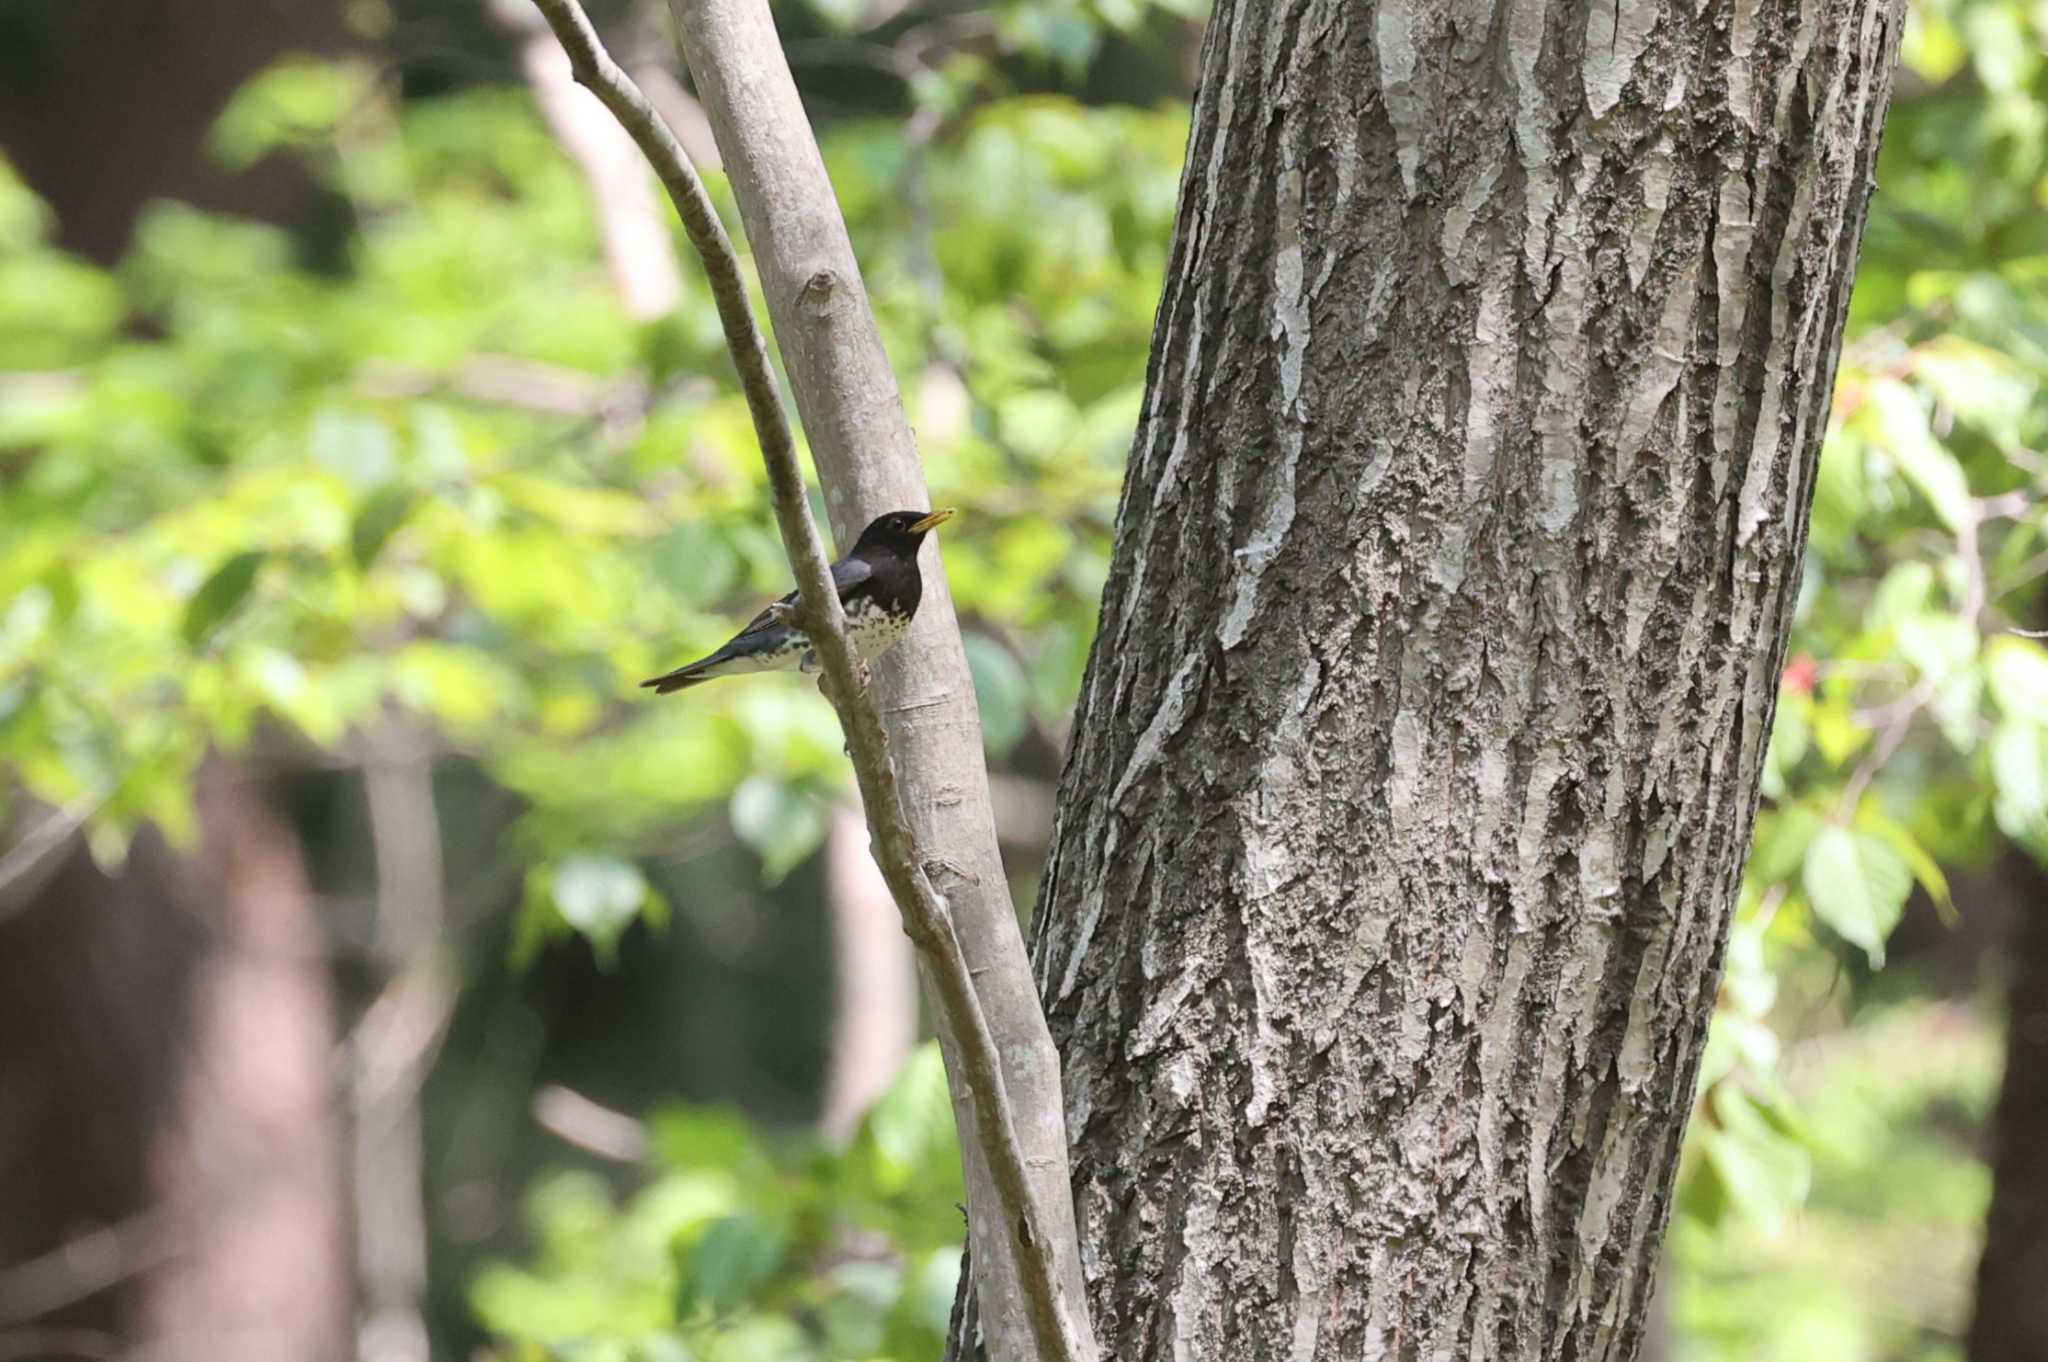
1018,0,1903,1359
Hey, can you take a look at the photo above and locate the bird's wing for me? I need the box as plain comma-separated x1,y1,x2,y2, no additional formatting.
642,555,887,694
830,554,875,598
732,556,873,637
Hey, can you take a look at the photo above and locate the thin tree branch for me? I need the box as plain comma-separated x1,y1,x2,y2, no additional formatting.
355,354,656,420
0,1209,183,1326
533,1086,650,1162
0,794,106,923
0,1326,119,1361
522,7,1091,1362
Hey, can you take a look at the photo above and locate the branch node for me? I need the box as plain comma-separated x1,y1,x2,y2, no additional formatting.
923,856,979,888
799,266,842,315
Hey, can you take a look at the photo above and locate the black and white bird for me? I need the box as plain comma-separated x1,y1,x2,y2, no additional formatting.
640,508,955,695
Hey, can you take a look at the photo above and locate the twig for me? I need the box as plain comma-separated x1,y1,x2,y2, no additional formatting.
0,792,110,925
523,7,1091,1362
0,1210,182,1326
533,1086,650,1162
355,354,655,421
0,1326,120,1361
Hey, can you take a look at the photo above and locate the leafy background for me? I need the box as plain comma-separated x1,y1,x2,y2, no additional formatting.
0,0,2043,1358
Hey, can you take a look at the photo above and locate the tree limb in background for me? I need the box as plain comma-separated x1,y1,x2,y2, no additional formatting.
820,803,917,1146
520,5,1095,1361
140,758,350,1362
351,726,453,1362
515,22,683,320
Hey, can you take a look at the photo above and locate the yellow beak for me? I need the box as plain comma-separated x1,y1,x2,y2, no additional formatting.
908,507,956,534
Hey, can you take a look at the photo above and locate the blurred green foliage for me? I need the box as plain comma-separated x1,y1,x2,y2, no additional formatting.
1,2,1186,1356
473,1046,965,1362
1670,0,2048,1354
1,0,2044,1356
1674,1002,1996,1362
0,25,1182,912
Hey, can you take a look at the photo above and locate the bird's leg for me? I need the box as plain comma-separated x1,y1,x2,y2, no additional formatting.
769,599,798,626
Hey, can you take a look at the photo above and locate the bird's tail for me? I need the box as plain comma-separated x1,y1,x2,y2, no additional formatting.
640,657,719,694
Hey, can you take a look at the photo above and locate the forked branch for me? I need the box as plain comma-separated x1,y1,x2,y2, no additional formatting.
521,5,1091,1361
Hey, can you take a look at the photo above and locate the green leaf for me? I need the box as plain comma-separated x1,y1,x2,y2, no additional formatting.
729,777,826,885
1868,561,1936,633
1902,5,1967,82
1698,1085,1813,1234
1963,1,2039,93
209,57,369,169
1986,637,2048,724
1896,610,1978,685
551,854,651,967
181,550,267,646
310,407,398,487
821,1260,898,1357
1913,337,2032,451
1720,917,1779,1019
860,1044,956,1193
647,1108,759,1174
1801,823,1913,966
1990,720,2048,838
678,1215,787,1316
1866,379,1973,532
647,522,741,607
1749,803,1823,886
1855,807,1955,924
888,1248,963,1354
1810,695,1872,767
351,484,419,568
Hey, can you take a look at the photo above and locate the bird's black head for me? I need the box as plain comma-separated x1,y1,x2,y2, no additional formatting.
851,507,955,558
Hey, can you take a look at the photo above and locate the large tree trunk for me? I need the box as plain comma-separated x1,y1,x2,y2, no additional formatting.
1970,850,2048,1362
1018,1,1902,1359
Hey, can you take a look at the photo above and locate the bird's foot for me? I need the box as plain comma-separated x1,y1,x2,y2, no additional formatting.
769,599,799,626
817,657,872,698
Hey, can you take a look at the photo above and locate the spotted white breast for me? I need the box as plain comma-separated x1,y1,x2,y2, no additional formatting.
843,596,912,658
